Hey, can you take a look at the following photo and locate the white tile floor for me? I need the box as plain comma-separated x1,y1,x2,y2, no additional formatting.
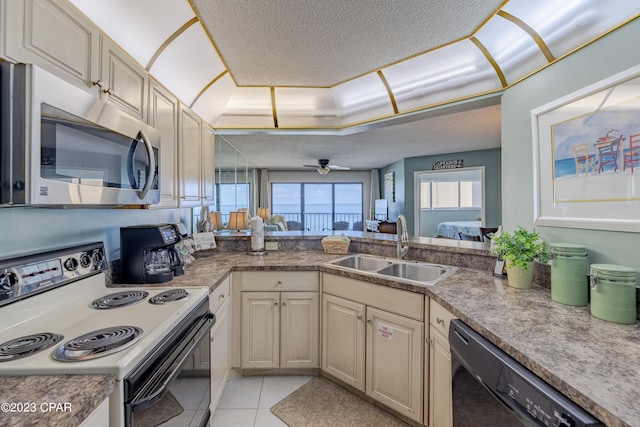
211,375,314,427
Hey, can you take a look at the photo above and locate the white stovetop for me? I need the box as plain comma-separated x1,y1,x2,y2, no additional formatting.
0,273,208,379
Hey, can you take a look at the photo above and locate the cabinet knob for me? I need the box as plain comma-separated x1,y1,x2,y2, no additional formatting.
276,280,283,285
103,87,114,96
366,319,372,324
218,294,225,300
357,314,363,320
436,317,445,325
274,302,279,306
92,80,104,89
282,302,287,306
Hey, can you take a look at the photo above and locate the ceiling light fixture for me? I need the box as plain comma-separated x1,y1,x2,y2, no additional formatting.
317,167,330,175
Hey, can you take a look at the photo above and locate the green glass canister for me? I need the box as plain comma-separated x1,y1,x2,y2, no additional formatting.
589,264,637,324
550,243,588,306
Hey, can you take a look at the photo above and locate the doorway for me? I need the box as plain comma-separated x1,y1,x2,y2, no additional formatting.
413,167,485,238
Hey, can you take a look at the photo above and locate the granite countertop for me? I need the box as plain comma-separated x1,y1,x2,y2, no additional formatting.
164,249,639,427
0,375,115,427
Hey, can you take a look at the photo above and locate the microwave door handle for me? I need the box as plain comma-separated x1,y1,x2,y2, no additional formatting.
136,130,155,200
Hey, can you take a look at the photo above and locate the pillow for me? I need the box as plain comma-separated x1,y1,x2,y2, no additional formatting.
263,224,279,232
267,215,288,231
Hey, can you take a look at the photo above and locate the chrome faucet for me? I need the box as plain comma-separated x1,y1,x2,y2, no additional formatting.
396,214,410,259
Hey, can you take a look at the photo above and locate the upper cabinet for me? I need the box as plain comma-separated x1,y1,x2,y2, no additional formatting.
98,35,148,121
149,78,179,208
178,103,215,208
201,123,216,205
1,0,100,90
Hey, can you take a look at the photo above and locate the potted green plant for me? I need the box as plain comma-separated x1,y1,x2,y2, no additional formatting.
490,226,548,289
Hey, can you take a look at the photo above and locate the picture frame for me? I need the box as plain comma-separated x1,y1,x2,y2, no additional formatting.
384,172,395,202
531,64,640,233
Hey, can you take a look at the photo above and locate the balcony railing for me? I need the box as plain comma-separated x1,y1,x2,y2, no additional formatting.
273,212,363,231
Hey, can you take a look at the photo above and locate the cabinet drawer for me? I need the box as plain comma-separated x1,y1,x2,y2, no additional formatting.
323,273,423,321
430,299,457,338
210,276,230,314
239,271,319,292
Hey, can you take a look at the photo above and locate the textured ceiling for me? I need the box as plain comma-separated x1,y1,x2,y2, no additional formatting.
192,0,503,87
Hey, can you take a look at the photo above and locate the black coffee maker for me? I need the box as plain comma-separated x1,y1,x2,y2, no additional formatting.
120,224,184,284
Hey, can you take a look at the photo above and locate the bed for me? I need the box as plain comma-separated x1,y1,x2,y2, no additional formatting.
435,221,482,239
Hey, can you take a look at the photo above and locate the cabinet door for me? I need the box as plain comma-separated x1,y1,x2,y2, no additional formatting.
201,124,216,205
429,326,452,427
149,79,178,208
2,0,99,89
366,307,424,423
211,299,230,412
241,292,279,368
281,292,319,369
322,294,365,392
99,35,147,120
178,105,202,207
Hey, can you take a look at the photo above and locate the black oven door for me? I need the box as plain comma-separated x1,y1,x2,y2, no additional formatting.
124,299,214,427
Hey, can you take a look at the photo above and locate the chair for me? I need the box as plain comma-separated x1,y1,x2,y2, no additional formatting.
596,135,622,173
352,221,363,231
572,143,595,176
459,232,481,242
623,133,640,173
479,227,499,242
332,221,349,230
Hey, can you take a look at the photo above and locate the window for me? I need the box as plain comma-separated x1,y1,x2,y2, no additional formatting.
420,177,482,210
217,183,250,223
271,182,363,231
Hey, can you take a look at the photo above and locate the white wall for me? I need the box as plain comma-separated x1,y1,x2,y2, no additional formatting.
501,19,640,272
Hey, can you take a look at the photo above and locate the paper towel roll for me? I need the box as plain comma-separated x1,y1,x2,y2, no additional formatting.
250,216,264,251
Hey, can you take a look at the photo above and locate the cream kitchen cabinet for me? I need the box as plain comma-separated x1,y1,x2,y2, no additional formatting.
232,271,319,370
241,291,319,369
2,0,100,90
201,123,216,205
178,104,203,207
428,299,456,427
178,103,215,207
322,273,424,423
210,276,231,413
98,35,147,120
148,78,179,208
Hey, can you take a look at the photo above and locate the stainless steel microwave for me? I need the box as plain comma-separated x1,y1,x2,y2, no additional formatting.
0,62,160,206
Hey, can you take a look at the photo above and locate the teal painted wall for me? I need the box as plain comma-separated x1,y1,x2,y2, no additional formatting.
381,148,501,235
502,18,640,273
0,207,191,261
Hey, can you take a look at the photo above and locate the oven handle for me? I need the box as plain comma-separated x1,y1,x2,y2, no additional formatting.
130,313,214,412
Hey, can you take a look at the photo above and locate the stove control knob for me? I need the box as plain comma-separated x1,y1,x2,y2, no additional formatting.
0,270,19,291
92,250,104,268
79,253,92,269
63,257,79,272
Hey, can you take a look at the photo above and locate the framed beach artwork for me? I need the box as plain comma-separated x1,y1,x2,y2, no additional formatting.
532,64,640,232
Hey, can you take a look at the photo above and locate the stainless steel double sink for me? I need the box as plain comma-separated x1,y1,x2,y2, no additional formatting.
326,254,457,286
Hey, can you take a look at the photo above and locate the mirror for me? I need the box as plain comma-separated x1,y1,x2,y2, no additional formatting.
216,135,257,226
414,167,485,238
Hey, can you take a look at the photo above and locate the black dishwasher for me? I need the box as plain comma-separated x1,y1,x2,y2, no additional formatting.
449,320,604,427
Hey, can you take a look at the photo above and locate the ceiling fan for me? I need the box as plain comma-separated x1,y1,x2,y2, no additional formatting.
303,159,351,175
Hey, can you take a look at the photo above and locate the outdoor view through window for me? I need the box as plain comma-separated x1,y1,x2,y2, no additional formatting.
271,183,363,231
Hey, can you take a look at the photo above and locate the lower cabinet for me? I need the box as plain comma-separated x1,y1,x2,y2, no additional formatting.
428,299,456,427
210,296,230,412
322,274,424,423
241,291,319,369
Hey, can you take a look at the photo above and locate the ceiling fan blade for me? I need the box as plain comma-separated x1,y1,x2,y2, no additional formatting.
328,165,350,170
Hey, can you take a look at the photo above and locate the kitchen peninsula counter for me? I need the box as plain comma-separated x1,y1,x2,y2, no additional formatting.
0,374,115,427
162,232,639,427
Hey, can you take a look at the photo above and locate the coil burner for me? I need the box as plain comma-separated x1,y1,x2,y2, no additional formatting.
91,290,149,309
52,326,143,361
149,289,190,305
0,333,64,362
